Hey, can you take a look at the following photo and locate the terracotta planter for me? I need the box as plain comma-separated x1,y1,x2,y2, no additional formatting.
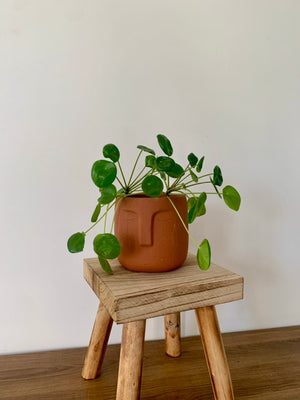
114,194,188,272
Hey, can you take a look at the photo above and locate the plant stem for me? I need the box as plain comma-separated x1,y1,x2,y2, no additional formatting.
130,165,146,187
181,186,199,198
117,161,127,187
169,164,189,191
116,176,125,189
185,191,223,195
181,179,198,186
168,180,211,194
167,195,198,247
128,168,153,193
104,205,108,233
174,172,212,188
184,181,211,189
84,201,116,234
198,173,214,179
128,150,142,187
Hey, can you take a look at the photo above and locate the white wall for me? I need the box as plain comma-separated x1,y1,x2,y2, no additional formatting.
1,0,299,354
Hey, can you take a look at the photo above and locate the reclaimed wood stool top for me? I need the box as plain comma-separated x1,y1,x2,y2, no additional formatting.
83,254,244,324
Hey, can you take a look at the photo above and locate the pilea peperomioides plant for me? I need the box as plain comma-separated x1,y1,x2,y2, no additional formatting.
67,134,241,274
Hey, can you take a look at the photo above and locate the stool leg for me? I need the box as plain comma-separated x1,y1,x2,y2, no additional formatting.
82,302,113,380
116,320,146,400
164,312,181,357
195,306,234,400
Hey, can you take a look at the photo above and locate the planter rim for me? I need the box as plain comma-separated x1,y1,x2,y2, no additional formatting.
120,193,186,199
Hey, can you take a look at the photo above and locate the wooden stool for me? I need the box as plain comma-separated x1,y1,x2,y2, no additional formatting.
82,254,244,400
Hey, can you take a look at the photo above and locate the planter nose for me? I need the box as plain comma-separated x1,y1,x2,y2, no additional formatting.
138,211,153,246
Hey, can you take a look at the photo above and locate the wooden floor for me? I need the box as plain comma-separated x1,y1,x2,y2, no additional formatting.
1,326,299,400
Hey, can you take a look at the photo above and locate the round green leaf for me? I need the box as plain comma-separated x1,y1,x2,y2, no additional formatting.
98,184,117,205
156,156,175,172
223,185,241,211
196,156,204,173
213,165,223,186
102,144,120,162
145,155,156,168
142,175,164,197
98,256,113,275
91,203,101,222
93,233,121,259
166,163,184,178
188,153,198,168
157,134,173,156
67,232,85,253
91,160,117,188
197,239,211,270
137,145,155,155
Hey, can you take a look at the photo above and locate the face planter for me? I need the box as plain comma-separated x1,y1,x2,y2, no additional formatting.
114,195,188,272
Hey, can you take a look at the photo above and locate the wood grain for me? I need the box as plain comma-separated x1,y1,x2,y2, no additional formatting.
116,320,146,400
81,302,113,380
195,306,234,400
83,254,243,323
0,326,299,400
164,313,181,357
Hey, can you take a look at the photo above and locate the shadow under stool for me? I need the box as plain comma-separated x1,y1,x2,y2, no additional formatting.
81,254,244,400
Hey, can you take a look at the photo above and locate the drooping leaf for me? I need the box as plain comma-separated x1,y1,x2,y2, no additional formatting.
102,144,120,163
213,165,223,186
223,185,241,211
210,177,222,198
91,203,101,222
156,156,175,172
187,196,196,211
188,204,197,224
197,239,211,270
137,145,155,155
67,232,85,253
197,192,207,208
98,256,113,275
93,233,121,259
166,163,184,178
188,192,207,223
188,153,198,168
190,169,198,183
157,134,173,156
197,203,206,217
145,155,156,168
142,175,164,197
196,156,204,173
91,160,117,188
98,184,117,205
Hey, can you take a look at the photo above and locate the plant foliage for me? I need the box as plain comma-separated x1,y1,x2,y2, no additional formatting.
67,135,241,273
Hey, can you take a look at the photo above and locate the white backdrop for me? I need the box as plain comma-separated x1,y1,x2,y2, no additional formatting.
1,0,299,354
